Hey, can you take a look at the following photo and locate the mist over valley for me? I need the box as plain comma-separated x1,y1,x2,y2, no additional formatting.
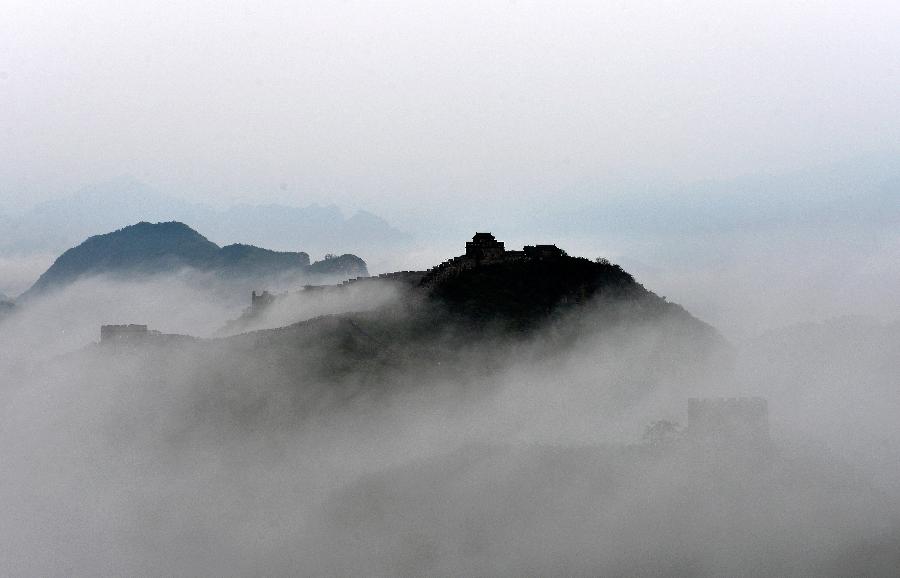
1,225,898,575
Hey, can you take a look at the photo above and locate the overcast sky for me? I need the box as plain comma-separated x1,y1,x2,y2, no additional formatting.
1,1,898,335
1,0,898,215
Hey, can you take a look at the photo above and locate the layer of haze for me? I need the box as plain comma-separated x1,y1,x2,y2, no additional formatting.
2,0,898,210
1,275,899,575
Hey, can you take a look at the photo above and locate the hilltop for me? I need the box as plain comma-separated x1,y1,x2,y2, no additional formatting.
236,232,715,335
21,221,368,298
128,233,729,405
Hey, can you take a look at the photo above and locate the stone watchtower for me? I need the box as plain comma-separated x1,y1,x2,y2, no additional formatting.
251,290,275,310
465,233,505,261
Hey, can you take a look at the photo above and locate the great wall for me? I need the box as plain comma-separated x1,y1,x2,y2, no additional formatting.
244,232,567,315
98,232,772,448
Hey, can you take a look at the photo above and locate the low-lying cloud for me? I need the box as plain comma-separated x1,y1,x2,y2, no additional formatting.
1,271,898,575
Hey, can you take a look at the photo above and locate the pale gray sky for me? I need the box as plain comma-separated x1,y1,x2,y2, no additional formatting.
1,0,898,214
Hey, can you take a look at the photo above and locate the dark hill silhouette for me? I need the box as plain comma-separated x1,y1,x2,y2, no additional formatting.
22,221,367,298
206,235,728,396
429,256,656,329
216,243,311,278
308,254,369,277
223,234,724,366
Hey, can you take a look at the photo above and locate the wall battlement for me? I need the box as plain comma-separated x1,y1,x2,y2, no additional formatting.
100,324,149,342
341,271,426,287
99,324,190,346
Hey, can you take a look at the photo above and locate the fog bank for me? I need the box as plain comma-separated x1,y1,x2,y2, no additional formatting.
1,273,898,575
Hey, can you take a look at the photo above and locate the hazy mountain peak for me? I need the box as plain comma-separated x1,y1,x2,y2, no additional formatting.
20,221,366,299
0,178,409,266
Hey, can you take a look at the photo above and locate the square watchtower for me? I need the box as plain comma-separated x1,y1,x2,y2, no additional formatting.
465,232,505,261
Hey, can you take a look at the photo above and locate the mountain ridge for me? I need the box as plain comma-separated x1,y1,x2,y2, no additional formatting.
22,221,368,299
0,176,410,261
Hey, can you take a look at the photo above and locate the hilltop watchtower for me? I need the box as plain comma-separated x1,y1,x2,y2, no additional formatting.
465,233,505,261
251,290,275,310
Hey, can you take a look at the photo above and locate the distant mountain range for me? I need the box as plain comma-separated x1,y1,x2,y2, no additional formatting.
0,176,410,261
21,221,367,299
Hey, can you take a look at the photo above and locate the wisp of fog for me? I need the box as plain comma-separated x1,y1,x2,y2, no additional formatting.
1,266,898,576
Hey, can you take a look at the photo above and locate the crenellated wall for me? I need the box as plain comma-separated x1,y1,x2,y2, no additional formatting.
100,324,149,342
